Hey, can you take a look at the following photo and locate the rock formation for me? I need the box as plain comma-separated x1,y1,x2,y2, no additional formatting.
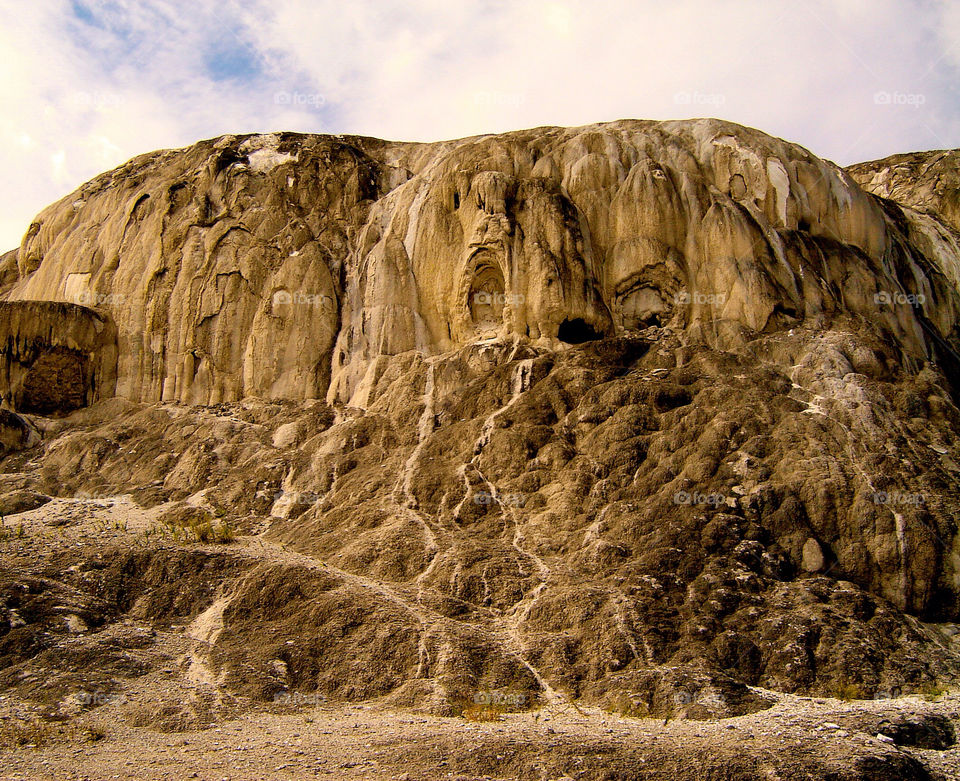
0,301,117,413
5,121,960,407
3,121,960,725
849,148,960,234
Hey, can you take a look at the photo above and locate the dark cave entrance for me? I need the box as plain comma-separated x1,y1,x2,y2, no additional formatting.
468,258,506,336
15,347,91,415
557,318,603,344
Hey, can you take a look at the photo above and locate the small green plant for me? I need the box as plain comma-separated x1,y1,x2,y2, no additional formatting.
458,688,537,721
79,725,106,742
212,520,235,544
16,524,25,539
833,682,865,701
921,681,947,702
459,702,505,722
159,505,234,545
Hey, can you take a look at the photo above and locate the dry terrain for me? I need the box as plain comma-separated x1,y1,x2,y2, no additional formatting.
1,496,960,781
3,121,960,779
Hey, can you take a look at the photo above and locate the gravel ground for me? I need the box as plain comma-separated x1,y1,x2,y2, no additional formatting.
2,496,960,780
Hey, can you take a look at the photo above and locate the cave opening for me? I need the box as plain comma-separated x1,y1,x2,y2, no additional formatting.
468,261,506,335
15,347,90,415
557,318,603,344
618,286,668,331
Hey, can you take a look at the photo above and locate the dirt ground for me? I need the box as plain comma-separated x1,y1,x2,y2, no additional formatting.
3,688,960,780
2,496,960,781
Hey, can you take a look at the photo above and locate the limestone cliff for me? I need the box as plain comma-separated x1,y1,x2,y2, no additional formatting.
4,122,960,719
5,121,960,408
849,149,960,235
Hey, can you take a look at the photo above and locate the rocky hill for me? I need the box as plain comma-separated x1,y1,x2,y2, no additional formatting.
3,120,960,778
849,149,960,235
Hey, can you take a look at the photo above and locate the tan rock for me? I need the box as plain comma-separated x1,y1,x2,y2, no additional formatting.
0,300,117,413
2,120,958,410
802,537,825,572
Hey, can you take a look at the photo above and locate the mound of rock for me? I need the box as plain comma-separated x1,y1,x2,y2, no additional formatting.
2,121,960,719
2,120,959,409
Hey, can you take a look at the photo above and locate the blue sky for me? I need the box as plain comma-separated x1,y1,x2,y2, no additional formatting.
0,0,958,249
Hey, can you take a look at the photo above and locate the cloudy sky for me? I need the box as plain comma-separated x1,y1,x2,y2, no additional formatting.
0,0,957,249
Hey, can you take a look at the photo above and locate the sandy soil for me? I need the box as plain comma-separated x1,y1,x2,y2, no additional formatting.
2,496,960,780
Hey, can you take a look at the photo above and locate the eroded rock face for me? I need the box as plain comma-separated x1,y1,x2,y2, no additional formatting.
5,325,960,715
3,122,960,718
5,121,960,409
849,149,960,235
0,410,39,456
0,302,117,414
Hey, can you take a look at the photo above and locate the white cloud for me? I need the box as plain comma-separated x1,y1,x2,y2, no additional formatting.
0,0,957,250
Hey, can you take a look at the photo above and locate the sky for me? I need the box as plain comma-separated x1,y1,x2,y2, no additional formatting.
0,0,958,250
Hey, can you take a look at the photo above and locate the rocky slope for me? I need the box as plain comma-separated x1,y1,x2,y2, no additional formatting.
3,121,960,774
849,149,960,235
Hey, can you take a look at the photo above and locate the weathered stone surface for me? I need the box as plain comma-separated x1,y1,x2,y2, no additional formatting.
0,489,50,517
801,537,825,572
849,149,960,234
3,121,960,726
4,121,960,410
0,301,117,414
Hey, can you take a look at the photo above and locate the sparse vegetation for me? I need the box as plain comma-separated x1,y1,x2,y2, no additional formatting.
459,702,506,722
833,682,866,701
456,689,536,722
80,725,106,742
605,696,649,719
158,504,235,544
0,716,106,749
921,682,948,702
